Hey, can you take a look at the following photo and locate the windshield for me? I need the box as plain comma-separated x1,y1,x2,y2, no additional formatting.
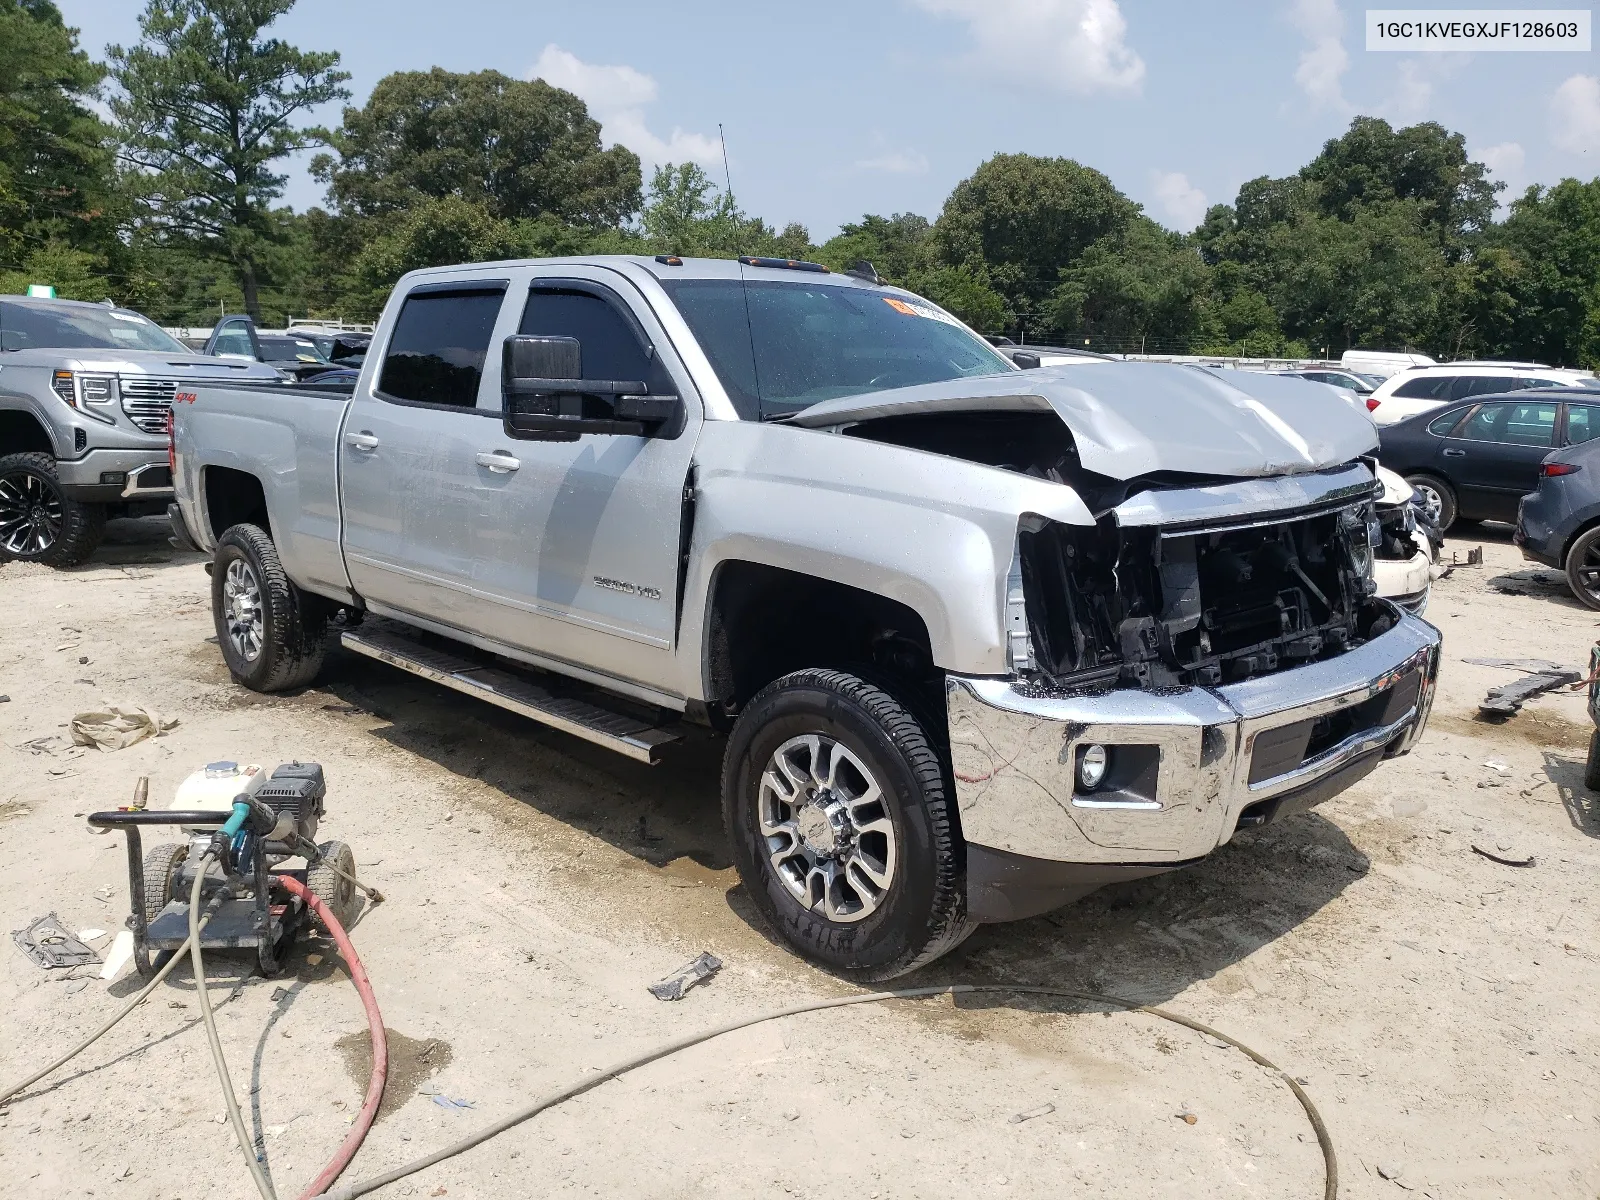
258,334,330,364
658,278,1013,420
0,300,189,354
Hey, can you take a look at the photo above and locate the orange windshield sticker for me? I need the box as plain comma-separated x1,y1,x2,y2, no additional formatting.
883,298,918,316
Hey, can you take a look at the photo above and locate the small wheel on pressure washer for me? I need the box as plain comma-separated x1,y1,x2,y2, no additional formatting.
134,842,188,980
307,840,358,932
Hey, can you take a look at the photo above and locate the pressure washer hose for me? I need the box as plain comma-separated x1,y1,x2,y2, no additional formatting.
323,983,1338,1200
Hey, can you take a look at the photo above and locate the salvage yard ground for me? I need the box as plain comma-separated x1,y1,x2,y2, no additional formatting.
1,519,1597,1199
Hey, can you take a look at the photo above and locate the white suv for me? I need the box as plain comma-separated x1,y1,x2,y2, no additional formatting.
1369,362,1599,426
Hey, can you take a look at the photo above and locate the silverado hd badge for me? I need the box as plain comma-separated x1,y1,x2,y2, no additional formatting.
593,576,662,601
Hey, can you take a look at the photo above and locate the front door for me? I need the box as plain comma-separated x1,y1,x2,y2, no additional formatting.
469,268,702,692
1444,399,1559,521
339,281,510,628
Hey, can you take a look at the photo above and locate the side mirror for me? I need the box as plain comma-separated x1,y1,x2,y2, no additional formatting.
1011,351,1041,370
501,334,681,441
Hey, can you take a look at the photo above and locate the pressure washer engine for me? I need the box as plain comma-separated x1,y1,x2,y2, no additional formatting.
88,761,358,978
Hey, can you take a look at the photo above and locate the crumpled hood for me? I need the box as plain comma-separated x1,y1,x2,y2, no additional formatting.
788,361,1380,480
5,346,281,380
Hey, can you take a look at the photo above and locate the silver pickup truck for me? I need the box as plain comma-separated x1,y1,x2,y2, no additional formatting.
0,295,280,565
171,254,1441,979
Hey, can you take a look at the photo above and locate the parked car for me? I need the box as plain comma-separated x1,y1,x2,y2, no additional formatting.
289,326,371,367
1280,368,1379,396
0,294,279,565
171,253,1439,980
203,316,350,381
1367,362,1598,426
1378,388,1600,531
995,343,1115,368
1341,349,1436,379
1586,643,1600,787
1514,434,1600,609
1373,465,1435,613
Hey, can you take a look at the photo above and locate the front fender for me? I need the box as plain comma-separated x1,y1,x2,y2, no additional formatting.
675,420,1093,690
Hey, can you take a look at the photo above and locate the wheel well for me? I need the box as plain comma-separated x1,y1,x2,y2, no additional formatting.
204,467,270,540
1562,516,1600,564
0,411,54,457
706,561,943,727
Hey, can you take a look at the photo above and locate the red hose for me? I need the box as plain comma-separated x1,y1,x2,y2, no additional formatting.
275,875,388,1199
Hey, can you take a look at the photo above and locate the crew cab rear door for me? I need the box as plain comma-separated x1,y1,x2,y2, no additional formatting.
468,266,702,692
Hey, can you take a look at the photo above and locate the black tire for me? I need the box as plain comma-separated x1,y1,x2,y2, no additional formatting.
211,523,326,691
1585,730,1600,792
0,451,106,567
307,840,357,933
134,842,188,980
1405,474,1458,533
1565,526,1600,611
722,669,975,982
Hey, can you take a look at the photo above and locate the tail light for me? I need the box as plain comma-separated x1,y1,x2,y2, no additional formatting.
1541,462,1580,477
166,407,176,473
1365,398,1380,412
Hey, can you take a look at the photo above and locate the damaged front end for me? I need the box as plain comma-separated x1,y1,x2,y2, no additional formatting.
1015,465,1393,691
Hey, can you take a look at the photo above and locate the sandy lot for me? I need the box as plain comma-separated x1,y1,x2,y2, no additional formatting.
1,517,1597,1200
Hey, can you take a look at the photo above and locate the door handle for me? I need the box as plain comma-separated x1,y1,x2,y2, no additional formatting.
475,451,521,474
1442,448,1466,457
345,432,379,451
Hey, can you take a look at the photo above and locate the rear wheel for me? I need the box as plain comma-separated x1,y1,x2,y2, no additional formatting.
211,523,327,691
1585,730,1600,792
1564,526,1600,611
0,452,106,567
1405,474,1458,533
723,669,975,982
307,840,358,932
134,842,188,980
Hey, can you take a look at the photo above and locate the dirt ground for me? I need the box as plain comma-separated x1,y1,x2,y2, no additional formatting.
1,517,1597,1200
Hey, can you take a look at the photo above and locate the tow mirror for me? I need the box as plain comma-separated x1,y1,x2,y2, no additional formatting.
501,334,681,441
1012,351,1041,370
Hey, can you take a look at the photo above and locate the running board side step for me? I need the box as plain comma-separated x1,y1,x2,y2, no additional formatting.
340,624,681,764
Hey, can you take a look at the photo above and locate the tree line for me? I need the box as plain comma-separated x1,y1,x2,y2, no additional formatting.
4,0,1597,367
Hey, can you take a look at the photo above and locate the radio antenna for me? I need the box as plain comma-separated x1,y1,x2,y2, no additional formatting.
718,123,734,201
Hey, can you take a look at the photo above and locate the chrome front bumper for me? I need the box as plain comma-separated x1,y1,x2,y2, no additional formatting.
947,603,1441,866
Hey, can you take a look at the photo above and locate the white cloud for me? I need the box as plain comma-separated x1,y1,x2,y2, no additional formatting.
531,45,721,170
1478,141,1526,206
856,149,930,174
1288,0,1350,111
1151,171,1207,231
1551,74,1600,155
1385,60,1431,122
911,0,1145,95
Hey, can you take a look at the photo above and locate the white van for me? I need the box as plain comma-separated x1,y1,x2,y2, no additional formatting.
1367,363,1600,425
1341,349,1436,379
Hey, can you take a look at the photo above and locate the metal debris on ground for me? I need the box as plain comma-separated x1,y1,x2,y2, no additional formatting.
1464,657,1576,674
1009,1102,1055,1124
69,705,179,751
1476,667,1580,717
648,950,723,1000
11,913,100,970
1471,844,1536,868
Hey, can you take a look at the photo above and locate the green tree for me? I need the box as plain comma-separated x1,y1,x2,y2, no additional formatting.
108,0,350,319
313,68,641,227
0,1,117,282
640,162,810,259
817,212,931,283
1484,179,1600,368
1048,218,1211,352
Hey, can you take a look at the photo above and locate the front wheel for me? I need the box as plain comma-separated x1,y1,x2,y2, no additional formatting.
722,669,975,981
211,523,327,692
1405,474,1458,533
0,452,106,567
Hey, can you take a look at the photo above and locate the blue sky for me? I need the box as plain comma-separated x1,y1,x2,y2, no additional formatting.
55,0,1600,239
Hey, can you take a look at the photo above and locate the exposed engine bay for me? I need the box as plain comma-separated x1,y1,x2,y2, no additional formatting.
844,410,1396,689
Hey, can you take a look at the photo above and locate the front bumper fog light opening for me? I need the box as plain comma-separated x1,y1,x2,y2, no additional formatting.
1076,743,1110,791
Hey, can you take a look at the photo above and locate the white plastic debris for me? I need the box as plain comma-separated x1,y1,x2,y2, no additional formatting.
99,931,135,981
70,706,178,751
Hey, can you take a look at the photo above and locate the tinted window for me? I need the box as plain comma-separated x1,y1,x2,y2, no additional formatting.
1457,401,1557,447
1518,376,1563,389
258,335,327,364
660,278,1012,420
1391,375,1458,399
0,300,188,353
518,287,671,393
378,289,504,408
1427,410,1467,435
211,327,253,356
1456,375,1518,399
1567,404,1600,445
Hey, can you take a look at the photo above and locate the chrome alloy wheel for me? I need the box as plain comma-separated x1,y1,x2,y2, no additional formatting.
1412,481,1445,525
758,733,898,923
0,469,63,556
223,558,265,662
